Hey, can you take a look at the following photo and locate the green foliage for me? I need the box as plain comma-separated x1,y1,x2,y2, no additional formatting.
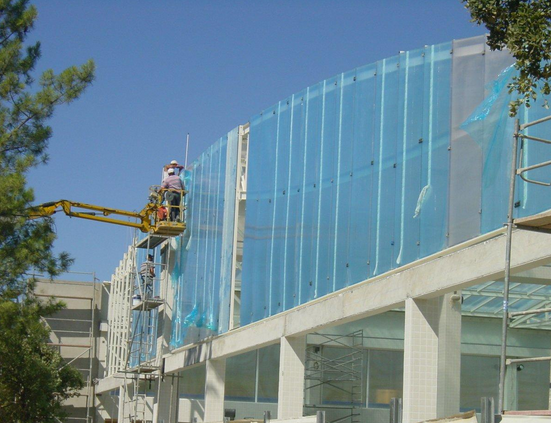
463,0,551,115
0,290,84,422
0,1,95,421
0,0,95,295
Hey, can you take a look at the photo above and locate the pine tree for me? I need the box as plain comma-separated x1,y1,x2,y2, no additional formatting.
0,1,95,421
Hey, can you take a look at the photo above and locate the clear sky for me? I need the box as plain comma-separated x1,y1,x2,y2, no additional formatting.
27,0,486,282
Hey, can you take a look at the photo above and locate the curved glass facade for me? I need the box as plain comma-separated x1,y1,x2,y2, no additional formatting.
240,35,550,326
241,42,453,324
168,35,551,344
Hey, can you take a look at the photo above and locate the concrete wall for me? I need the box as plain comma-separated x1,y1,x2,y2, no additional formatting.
35,278,104,423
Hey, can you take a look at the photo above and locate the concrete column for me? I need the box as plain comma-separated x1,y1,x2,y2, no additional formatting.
277,335,306,420
153,375,179,423
437,292,462,416
403,293,461,423
204,358,226,423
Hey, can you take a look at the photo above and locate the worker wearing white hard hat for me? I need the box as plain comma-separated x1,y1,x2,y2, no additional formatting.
162,166,185,222
164,159,184,174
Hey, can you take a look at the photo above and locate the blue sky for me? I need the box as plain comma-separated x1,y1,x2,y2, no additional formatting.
27,1,486,281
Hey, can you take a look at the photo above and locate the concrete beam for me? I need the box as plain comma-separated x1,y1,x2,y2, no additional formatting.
507,266,551,285
165,228,551,374
96,374,125,394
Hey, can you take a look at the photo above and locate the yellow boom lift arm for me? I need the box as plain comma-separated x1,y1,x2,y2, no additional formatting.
28,194,185,237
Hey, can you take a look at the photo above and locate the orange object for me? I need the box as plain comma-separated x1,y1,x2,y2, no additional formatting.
157,206,168,221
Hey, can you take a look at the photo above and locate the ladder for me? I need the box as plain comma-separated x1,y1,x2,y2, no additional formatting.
121,375,147,423
122,231,173,423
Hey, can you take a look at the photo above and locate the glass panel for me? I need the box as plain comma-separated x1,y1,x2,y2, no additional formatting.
371,56,399,276
257,345,280,403
517,360,549,410
225,351,256,402
299,83,322,304
218,128,239,332
284,92,307,309
368,349,403,408
334,70,355,289
347,63,375,282
242,110,276,325
317,76,339,298
460,355,499,412
419,42,451,257
179,365,206,399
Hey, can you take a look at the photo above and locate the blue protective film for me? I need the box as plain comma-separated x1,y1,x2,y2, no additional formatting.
169,129,238,349
167,37,551,332
460,65,551,230
240,39,505,327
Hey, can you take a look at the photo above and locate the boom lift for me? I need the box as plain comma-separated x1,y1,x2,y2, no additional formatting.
30,184,186,423
28,187,186,237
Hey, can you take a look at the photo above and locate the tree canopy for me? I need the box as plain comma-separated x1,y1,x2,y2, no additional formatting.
0,298,84,422
0,1,95,421
463,0,551,115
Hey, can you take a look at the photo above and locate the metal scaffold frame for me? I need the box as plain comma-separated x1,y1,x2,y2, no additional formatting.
498,114,551,414
106,247,135,376
118,229,175,423
36,271,99,423
305,330,364,423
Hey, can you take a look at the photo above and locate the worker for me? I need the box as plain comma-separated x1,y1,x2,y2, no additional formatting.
163,160,184,176
162,167,185,221
139,254,155,299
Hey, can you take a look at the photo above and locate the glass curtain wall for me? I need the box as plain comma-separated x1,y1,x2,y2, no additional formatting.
162,35,551,336
241,42,453,325
241,35,551,326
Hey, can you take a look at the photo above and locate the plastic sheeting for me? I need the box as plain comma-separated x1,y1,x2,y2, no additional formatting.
461,62,551,227
170,128,238,349
242,42,452,325
162,34,551,335
240,35,551,327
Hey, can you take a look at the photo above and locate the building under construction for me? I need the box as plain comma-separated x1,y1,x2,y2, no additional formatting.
55,35,551,423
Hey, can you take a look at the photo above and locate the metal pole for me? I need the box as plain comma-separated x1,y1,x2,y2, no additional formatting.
498,118,520,413
185,133,190,168
520,114,551,130
390,398,403,423
86,280,97,423
481,397,495,423
316,410,326,423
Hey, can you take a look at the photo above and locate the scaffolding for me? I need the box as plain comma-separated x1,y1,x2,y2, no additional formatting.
498,115,551,414
117,230,174,423
304,330,364,423
36,274,98,423
106,248,135,376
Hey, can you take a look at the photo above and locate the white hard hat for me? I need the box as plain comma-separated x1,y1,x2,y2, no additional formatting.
168,168,175,174
170,160,178,165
